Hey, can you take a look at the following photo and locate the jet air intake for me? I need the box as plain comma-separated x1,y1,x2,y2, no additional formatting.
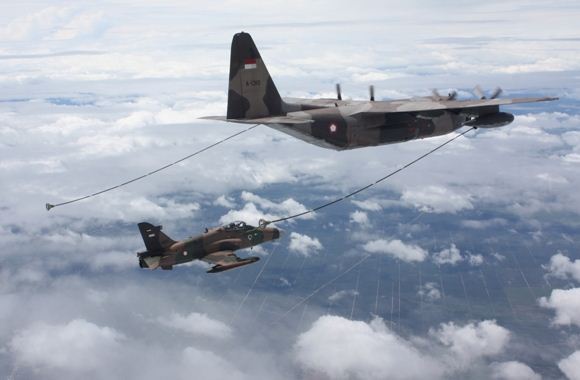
466,112,514,129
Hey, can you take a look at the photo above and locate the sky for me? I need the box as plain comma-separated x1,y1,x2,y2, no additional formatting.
1,1,580,379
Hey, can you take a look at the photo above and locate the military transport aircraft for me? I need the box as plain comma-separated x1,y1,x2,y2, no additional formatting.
137,221,280,273
204,32,556,150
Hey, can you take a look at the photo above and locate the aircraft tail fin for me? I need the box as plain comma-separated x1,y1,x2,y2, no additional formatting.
227,32,284,120
138,222,176,252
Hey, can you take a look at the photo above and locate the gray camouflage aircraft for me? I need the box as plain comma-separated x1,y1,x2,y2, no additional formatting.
137,221,279,273
204,32,557,150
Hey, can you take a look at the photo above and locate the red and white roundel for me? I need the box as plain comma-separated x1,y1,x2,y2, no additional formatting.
329,123,337,133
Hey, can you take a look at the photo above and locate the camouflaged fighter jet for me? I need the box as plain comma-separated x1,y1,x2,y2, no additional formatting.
204,32,557,150
137,221,280,273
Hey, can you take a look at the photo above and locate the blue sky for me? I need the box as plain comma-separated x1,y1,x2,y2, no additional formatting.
1,1,580,379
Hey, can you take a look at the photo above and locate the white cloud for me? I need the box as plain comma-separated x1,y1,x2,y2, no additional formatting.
214,195,236,208
10,319,123,371
158,312,232,340
558,351,580,380
539,288,580,327
418,282,441,301
349,210,369,226
328,290,359,303
544,253,580,283
351,199,383,212
430,320,510,367
468,253,484,266
288,232,322,256
363,239,427,263
432,244,463,266
490,361,541,380
294,316,444,380
401,186,473,214
179,346,245,380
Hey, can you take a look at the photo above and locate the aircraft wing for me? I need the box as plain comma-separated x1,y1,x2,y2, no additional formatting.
346,97,557,116
202,251,240,266
202,251,260,273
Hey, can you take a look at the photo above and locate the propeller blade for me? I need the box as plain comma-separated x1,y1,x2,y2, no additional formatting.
370,85,375,101
336,83,342,101
474,85,486,99
490,87,503,99
448,90,457,101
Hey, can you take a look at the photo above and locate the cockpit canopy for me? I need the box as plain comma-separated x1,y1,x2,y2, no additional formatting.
223,221,254,232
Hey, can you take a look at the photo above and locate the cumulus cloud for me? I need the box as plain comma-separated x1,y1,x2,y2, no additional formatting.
401,186,473,214
349,210,369,226
362,239,427,263
430,320,511,367
288,232,322,256
328,290,359,303
351,199,383,212
558,351,580,380
294,316,444,380
432,244,463,266
10,319,123,371
544,253,580,283
539,288,580,327
214,195,236,208
418,282,442,301
219,192,312,225
490,361,541,380
157,312,232,340
468,253,484,266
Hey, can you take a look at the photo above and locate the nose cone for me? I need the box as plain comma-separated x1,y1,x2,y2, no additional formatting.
272,228,280,240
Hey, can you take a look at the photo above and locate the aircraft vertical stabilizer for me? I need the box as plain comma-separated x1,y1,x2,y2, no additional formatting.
227,32,284,119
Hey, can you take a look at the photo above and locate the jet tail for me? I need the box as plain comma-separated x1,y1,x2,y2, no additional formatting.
227,32,285,120
137,222,176,252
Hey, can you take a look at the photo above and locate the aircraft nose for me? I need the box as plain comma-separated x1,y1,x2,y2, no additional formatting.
272,228,280,239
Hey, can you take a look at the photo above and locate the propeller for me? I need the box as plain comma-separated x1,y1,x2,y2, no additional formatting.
432,89,458,101
369,85,375,101
336,83,342,101
474,85,486,99
490,87,503,99
473,85,503,100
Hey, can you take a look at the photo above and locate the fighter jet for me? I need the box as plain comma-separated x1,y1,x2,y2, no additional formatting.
137,221,280,273
204,32,557,150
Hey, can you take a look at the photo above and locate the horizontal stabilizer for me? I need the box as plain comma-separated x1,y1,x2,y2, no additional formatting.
201,115,313,125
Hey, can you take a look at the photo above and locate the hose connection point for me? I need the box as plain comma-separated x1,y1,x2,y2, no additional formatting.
46,203,55,211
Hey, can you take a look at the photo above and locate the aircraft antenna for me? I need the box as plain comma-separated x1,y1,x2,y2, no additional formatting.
336,83,342,101
259,127,476,228
45,124,260,211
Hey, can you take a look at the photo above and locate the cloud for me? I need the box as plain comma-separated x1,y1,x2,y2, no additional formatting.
349,210,369,226
214,195,236,208
468,253,484,266
157,312,232,340
430,320,511,368
362,239,427,263
432,244,463,266
219,192,312,225
401,186,473,214
288,232,322,256
558,351,580,380
544,253,580,283
328,290,359,303
418,282,442,301
10,319,123,371
539,288,580,327
294,316,444,380
351,199,383,212
490,361,541,380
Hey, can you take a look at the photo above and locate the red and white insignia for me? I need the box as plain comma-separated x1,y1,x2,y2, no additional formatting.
244,58,257,69
329,123,337,133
